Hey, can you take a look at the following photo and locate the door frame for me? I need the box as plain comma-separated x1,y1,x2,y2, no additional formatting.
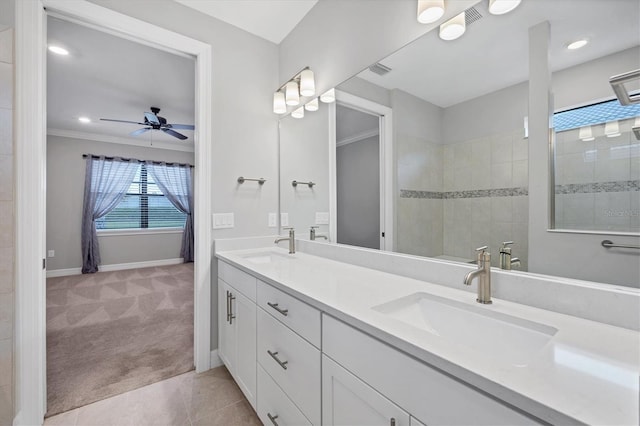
330,90,394,251
14,1,213,424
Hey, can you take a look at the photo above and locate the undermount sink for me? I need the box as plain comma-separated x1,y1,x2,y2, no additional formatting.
240,251,292,264
372,292,558,366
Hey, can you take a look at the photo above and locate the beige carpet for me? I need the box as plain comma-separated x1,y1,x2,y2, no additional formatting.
46,263,194,417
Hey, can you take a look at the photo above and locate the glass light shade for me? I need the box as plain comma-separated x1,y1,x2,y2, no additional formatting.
578,126,594,141
300,69,315,97
292,107,305,119
417,0,445,24
285,81,300,106
273,91,286,114
488,0,522,15
78,117,91,123
604,121,621,137
439,12,466,41
305,98,319,111
320,88,336,103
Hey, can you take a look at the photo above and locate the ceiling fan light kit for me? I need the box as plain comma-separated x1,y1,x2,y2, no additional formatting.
100,106,195,140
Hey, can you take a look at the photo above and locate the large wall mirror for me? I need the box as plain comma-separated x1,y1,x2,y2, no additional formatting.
278,0,640,285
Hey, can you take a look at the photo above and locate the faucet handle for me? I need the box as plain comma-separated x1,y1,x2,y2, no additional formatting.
501,241,514,248
475,245,488,253
310,226,319,229
282,227,294,230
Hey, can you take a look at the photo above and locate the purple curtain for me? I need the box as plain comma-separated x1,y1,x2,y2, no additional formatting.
145,162,194,262
81,156,138,273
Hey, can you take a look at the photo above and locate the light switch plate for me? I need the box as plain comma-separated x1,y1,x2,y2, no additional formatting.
213,213,235,229
280,212,289,227
47,250,55,258
268,213,277,228
315,212,329,225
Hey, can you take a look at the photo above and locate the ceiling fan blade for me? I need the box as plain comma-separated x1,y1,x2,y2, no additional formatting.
130,128,151,137
144,112,160,125
162,128,188,140
101,118,146,125
165,124,195,130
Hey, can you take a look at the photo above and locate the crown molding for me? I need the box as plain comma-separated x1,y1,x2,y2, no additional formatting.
47,128,195,153
336,128,379,147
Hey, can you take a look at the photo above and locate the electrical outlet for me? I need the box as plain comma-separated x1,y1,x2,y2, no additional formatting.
280,212,289,227
268,213,277,228
47,250,55,258
213,213,235,229
315,212,329,225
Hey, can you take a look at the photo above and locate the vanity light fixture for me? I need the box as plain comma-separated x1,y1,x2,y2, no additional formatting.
305,97,319,112
439,11,466,41
567,39,588,50
488,0,521,15
578,125,594,141
417,0,445,24
604,120,621,138
285,81,300,106
292,107,305,119
273,92,287,114
78,116,91,124
48,45,69,55
300,69,315,97
320,88,336,103
273,66,316,114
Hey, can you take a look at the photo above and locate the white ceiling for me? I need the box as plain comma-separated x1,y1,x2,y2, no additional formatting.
174,0,318,44
357,0,640,108
47,16,195,148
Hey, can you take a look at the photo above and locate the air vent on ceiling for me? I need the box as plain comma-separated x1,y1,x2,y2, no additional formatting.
369,62,392,76
465,6,483,26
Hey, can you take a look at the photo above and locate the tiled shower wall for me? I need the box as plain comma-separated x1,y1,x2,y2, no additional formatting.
398,127,529,270
0,27,13,425
555,118,639,233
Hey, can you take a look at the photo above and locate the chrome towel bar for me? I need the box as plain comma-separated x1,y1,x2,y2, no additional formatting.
601,240,640,249
292,180,315,188
237,176,265,185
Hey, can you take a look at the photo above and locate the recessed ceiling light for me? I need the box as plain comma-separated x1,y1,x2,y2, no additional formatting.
567,39,588,50
48,45,69,56
78,117,91,123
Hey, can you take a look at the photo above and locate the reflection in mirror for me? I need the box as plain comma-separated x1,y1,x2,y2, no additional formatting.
279,105,330,240
278,0,639,283
553,100,640,234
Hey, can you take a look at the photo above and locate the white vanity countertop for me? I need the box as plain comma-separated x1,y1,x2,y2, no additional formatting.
216,247,640,426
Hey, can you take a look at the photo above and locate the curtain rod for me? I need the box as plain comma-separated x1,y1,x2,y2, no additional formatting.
82,154,193,168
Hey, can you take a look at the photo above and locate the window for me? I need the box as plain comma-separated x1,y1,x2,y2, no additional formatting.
96,164,186,230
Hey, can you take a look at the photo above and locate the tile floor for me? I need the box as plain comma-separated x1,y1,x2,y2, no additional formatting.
44,366,261,426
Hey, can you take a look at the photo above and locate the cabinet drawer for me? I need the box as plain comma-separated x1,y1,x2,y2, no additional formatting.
218,260,257,301
323,315,540,426
258,280,321,348
257,365,312,426
258,308,321,425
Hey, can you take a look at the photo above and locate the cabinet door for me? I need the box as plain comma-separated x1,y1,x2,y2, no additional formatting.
218,279,236,373
322,355,410,426
234,290,257,408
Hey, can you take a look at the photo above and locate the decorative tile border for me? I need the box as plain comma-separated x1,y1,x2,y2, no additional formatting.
555,180,640,195
400,187,528,199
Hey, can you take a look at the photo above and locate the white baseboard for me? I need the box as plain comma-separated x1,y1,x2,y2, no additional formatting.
210,349,223,369
46,258,184,278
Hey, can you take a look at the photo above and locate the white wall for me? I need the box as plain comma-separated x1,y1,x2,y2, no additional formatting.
46,135,195,271
0,16,13,425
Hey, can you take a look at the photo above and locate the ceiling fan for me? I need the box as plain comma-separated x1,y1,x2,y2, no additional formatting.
100,106,194,140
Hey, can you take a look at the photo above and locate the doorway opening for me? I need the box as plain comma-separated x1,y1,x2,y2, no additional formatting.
15,2,212,424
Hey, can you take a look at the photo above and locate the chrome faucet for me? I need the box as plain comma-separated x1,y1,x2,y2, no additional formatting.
463,246,492,304
275,227,295,254
499,241,521,270
310,226,327,241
